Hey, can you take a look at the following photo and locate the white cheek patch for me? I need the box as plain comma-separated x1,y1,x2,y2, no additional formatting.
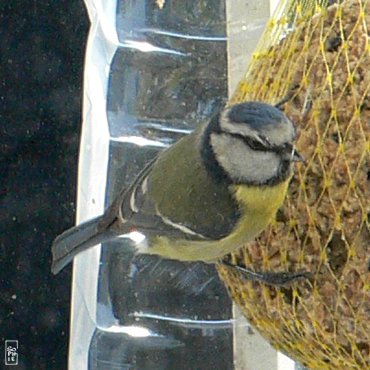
210,133,280,184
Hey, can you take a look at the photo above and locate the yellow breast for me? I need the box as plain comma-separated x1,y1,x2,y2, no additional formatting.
231,180,290,243
147,180,291,263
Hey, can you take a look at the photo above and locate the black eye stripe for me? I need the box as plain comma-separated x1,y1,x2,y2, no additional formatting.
244,137,267,151
226,132,292,154
227,132,271,152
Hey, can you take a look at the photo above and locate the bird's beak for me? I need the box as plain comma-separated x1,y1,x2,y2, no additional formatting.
292,147,305,163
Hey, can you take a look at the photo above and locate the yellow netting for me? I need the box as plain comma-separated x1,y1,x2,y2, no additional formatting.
217,1,370,369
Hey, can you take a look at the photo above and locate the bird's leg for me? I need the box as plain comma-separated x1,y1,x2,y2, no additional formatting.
221,260,312,287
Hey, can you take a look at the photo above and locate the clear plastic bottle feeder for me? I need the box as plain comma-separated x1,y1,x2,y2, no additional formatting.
68,0,300,369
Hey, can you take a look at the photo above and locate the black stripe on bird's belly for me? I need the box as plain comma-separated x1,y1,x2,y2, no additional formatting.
200,112,233,185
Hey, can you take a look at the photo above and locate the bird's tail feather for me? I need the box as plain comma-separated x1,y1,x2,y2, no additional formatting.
51,215,117,275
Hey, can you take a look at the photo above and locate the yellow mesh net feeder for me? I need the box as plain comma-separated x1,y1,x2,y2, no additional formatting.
217,0,370,369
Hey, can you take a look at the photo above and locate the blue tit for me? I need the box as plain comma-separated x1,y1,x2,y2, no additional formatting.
51,101,309,285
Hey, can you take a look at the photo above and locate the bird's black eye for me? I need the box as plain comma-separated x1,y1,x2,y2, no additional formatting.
274,142,296,158
283,143,293,152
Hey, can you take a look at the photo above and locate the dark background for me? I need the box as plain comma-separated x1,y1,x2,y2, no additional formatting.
0,1,89,368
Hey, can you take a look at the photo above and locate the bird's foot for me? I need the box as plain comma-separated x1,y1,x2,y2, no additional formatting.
222,260,312,287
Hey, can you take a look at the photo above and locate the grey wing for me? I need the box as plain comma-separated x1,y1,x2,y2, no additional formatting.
116,158,209,241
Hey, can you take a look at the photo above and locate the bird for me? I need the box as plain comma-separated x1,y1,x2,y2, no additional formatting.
51,101,309,285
